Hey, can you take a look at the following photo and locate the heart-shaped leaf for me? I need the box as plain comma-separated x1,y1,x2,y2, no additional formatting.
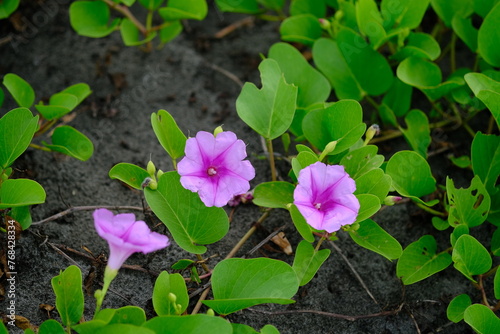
151,109,187,161
452,234,492,282
109,163,150,190
399,109,431,158
464,304,500,334
143,315,232,333
3,73,35,108
253,181,295,209
51,265,84,327
0,0,19,19
280,14,322,46
120,18,157,46
447,176,491,228
158,0,208,21
349,219,402,260
478,2,500,67
153,272,188,316
69,1,121,38
292,240,330,286
43,126,94,161
447,294,472,323
0,179,45,209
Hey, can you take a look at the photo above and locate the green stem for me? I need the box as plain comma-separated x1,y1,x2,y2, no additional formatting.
257,14,283,21
462,121,476,138
94,267,118,318
450,32,457,73
483,264,498,278
145,9,154,51
415,201,447,217
29,143,51,152
266,138,277,182
103,0,147,34
196,254,211,274
314,232,329,251
364,95,380,109
172,158,177,171
35,119,56,136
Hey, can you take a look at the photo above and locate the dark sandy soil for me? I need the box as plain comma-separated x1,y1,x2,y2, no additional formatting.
0,2,483,333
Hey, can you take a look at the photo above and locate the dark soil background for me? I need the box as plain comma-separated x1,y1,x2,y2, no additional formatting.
0,1,487,333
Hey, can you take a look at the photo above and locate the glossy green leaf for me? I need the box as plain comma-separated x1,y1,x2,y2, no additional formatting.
0,179,45,209
452,15,478,52
268,42,330,108
336,29,393,95
171,259,194,270
396,235,452,285
474,0,498,17
260,324,280,334
69,1,121,38
95,306,146,326
259,0,284,11
72,320,107,334
386,151,437,205
356,0,386,48
340,145,384,179
93,324,155,334
253,181,295,209
465,74,500,127
43,126,94,161
446,176,491,228
381,0,430,30
120,18,157,46
153,271,188,316
151,109,187,160
399,109,431,158
432,216,449,231
453,234,492,282
0,0,19,19
447,294,472,323
159,21,183,44
492,228,500,256
38,319,65,334
138,0,163,10
35,84,91,120
450,155,471,169
51,265,84,327
120,0,136,5
232,323,258,334
312,38,363,100
215,0,260,13
60,83,92,104
144,172,229,254
392,32,441,61
203,258,299,315
292,240,330,286
143,315,232,333
3,73,35,108
355,194,381,223
354,169,391,203
109,163,150,190
349,219,402,260
382,78,413,117
430,0,472,27
290,0,325,17
289,204,315,242
302,100,365,154
478,3,500,67
379,104,398,127
495,267,500,299
10,205,32,230
291,151,319,180
0,107,38,169
158,0,208,21
236,58,298,140
450,224,469,247
280,14,322,46
464,304,500,333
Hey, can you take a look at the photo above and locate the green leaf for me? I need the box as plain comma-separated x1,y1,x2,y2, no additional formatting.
109,163,150,190
446,176,491,228
289,204,315,242
302,100,366,155
143,315,232,333
392,32,441,61
291,151,319,180
452,234,492,282
386,151,437,205
396,235,452,285
0,107,39,169
349,219,402,260
120,18,157,46
38,319,65,334
159,21,183,44
253,181,295,209
215,0,261,14
450,155,471,169
465,74,500,127
51,265,84,327
120,0,136,5
151,110,187,160
474,0,498,17
35,84,91,120
93,324,155,334
236,58,298,140
399,109,431,158
3,73,35,108
464,304,500,333
10,205,32,230
0,0,19,19
69,1,121,38
381,0,430,30
42,126,94,161
452,15,478,52
335,29,393,95
450,224,469,247
292,240,330,286
280,14,322,46
355,194,381,223
430,0,473,27
478,2,500,67
340,145,384,179
260,325,280,334
354,168,391,203
72,320,107,334
171,259,195,270
95,306,146,326
153,271,188,316
0,179,46,209
232,323,258,334
268,42,330,108
259,0,284,11
382,78,413,117
203,258,299,315
138,0,163,10
60,83,92,105
432,216,449,231
312,38,363,100
356,0,386,48
447,294,472,323
492,227,500,256
495,267,500,299
0,87,4,107
158,0,208,21
144,172,229,254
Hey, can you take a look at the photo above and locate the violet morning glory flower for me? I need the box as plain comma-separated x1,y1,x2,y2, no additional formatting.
177,131,255,207
293,162,360,233
93,208,170,270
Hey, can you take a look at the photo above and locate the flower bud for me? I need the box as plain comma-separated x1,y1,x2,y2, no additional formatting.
318,18,331,30
168,292,177,303
157,169,164,179
364,124,380,144
141,177,157,189
384,196,403,206
318,140,337,161
147,160,156,178
206,309,215,316
213,126,224,137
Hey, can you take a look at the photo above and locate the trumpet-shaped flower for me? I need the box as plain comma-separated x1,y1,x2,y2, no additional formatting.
93,208,170,270
177,131,255,207
294,162,360,233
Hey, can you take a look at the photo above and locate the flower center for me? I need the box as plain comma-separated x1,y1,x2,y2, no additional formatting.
207,167,218,176
314,202,322,210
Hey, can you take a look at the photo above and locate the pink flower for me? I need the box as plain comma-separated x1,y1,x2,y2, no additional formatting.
177,131,255,207
93,209,170,270
294,162,360,233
